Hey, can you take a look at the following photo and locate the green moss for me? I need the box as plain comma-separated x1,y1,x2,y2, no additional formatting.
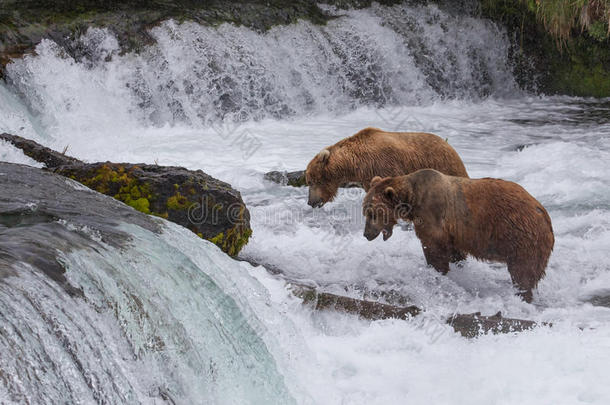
127,197,150,214
553,62,610,98
206,202,252,255
230,228,252,256
167,191,190,210
206,225,252,257
130,185,141,199
588,21,609,42
76,164,156,216
208,232,224,245
58,163,252,256
288,175,307,187
152,211,169,219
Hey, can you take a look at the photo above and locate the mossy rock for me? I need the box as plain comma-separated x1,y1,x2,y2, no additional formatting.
53,161,252,256
0,133,252,257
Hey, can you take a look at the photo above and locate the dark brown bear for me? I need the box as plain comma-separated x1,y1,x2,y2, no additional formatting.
305,127,469,207
362,169,554,302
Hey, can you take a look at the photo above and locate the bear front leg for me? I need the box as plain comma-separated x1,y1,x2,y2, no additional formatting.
421,240,450,275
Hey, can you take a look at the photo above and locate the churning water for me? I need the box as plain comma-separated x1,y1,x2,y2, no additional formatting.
1,2,610,404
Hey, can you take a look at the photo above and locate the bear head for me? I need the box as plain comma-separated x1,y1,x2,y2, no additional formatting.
305,148,339,208
362,176,412,241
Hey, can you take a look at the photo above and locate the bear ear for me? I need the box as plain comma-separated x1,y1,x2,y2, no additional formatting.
317,149,330,164
370,176,382,187
383,186,396,202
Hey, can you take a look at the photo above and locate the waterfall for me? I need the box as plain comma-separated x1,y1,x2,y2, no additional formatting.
2,2,610,405
1,2,517,140
0,163,296,404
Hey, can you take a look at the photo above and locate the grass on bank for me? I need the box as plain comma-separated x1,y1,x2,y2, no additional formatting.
526,0,610,44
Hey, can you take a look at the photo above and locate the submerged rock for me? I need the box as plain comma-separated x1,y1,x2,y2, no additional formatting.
446,312,541,338
264,170,307,187
241,257,547,338
0,133,251,256
291,281,546,337
264,169,362,188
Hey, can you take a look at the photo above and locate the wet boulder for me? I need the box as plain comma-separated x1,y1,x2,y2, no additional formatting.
264,170,307,187
0,133,251,256
264,169,362,188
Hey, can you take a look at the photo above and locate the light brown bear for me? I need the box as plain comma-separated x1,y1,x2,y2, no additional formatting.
362,169,554,302
305,127,469,207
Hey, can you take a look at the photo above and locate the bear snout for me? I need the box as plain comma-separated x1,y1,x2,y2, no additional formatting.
308,187,325,208
363,231,378,241
363,225,381,241
308,198,324,208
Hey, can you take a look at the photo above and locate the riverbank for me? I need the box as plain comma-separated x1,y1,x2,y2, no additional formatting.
480,0,610,97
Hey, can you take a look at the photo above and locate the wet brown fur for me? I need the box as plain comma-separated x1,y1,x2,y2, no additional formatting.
305,127,469,206
363,169,554,303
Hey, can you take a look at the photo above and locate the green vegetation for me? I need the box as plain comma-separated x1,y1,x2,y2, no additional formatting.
208,228,253,257
166,191,190,211
78,164,154,215
62,163,252,256
526,0,609,45
481,0,610,97
288,175,307,187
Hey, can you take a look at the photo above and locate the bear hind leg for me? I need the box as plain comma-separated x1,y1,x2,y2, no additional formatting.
507,260,541,303
421,240,450,275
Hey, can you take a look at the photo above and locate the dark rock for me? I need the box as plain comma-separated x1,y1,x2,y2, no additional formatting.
503,143,538,152
264,169,362,188
0,133,81,168
53,162,251,256
1,133,251,256
291,283,421,320
264,170,307,187
293,282,546,337
583,291,610,308
447,311,542,338
239,257,547,337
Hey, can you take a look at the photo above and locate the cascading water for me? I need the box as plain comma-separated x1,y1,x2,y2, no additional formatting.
2,1,610,404
1,2,517,139
0,164,297,404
